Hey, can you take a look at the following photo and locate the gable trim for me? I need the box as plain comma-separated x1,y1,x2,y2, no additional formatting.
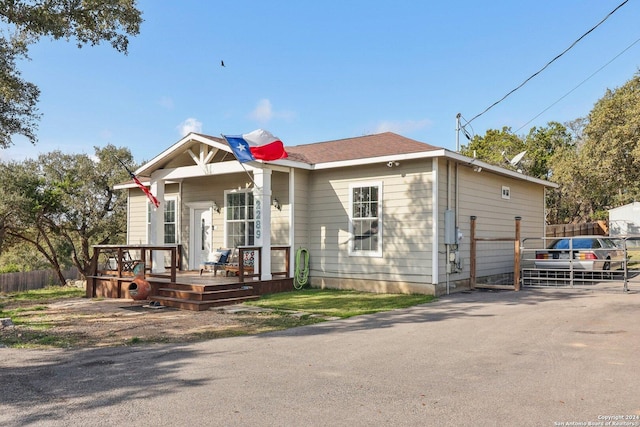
135,133,229,177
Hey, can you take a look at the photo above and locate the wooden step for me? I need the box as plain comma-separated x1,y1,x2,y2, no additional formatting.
145,278,261,311
149,295,260,311
157,286,255,302
149,281,247,293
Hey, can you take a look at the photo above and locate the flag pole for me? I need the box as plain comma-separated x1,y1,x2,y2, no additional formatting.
113,155,160,208
113,154,135,177
221,134,262,190
239,162,262,190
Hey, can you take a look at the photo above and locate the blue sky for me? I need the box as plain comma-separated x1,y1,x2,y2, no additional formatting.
2,0,640,163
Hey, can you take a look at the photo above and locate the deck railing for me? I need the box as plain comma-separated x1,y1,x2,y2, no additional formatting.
89,244,290,288
235,246,291,283
87,244,182,297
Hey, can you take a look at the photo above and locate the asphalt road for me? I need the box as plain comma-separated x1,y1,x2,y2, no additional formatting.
1,283,639,427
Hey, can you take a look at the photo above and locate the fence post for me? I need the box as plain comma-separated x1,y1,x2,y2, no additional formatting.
87,250,99,298
470,216,476,289
514,217,521,291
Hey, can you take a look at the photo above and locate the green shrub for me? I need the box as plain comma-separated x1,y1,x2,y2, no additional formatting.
0,264,21,273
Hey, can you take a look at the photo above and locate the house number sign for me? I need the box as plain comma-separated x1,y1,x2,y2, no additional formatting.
255,198,261,239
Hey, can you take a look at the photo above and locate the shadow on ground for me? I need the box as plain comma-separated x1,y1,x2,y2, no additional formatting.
255,282,636,338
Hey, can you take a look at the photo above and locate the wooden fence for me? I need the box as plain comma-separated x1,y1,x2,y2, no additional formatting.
545,221,608,237
0,267,80,293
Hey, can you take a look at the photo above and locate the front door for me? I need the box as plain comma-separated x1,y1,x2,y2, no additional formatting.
193,208,212,269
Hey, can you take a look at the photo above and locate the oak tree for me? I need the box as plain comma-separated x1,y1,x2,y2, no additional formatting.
0,0,142,148
0,145,134,283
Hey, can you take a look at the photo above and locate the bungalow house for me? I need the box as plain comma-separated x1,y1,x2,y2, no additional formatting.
114,131,555,296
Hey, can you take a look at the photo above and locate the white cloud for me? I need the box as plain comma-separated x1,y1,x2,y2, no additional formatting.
159,96,174,109
177,118,203,136
100,129,112,140
250,99,274,122
249,98,295,123
374,118,432,134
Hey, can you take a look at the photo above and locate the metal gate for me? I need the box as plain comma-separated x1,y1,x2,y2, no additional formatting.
520,236,638,291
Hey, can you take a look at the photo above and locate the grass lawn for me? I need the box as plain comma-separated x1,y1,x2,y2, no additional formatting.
246,289,435,318
1,286,436,349
0,286,85,321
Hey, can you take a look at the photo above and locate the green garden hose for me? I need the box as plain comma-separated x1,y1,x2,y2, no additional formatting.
294,247,309,290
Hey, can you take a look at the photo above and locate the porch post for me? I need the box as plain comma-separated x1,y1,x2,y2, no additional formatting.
252,168,273,280
514,216,522,291
149,177,166,273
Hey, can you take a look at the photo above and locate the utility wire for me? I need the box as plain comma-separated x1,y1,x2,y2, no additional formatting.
515,35,640,134
466,0,629,125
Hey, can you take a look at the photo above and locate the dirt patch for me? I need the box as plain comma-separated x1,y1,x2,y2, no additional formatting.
0,298,319,348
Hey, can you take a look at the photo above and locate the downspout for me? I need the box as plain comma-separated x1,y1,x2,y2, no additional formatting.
454,111,462,261
178,180,182,243
432,158,439,288
455,162,459,232
446,160,451,295
445,159,459,295
543,186,547,237
455,161,460,295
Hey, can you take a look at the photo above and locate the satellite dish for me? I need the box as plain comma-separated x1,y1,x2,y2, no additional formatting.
510,150,527,167
500,150,527,173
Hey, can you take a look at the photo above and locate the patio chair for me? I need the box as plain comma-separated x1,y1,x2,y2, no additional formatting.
121,250,139,272
100,249,118,271
200,248,232,276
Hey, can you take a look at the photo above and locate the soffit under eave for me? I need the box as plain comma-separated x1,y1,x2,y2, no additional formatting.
442,151,558,189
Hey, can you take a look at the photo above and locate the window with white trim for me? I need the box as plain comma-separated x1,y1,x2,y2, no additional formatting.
147,203,151,243
146,196,178,244
501,186,511,200
349,182,382,257
225,191,255,247
164,198,177,244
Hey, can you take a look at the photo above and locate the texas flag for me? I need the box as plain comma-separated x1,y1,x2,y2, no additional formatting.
223,129,288,163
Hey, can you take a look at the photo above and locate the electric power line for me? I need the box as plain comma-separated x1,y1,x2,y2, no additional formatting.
515,35,640,134
466,0,629,126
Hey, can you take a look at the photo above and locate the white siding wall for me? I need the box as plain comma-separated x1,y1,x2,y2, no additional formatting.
128,190,149,244
182,176,232,253
456,166,545,279
308,161,435,287
124,159,547,288
178,172,292,268
293,169,310,251
271,171,290,245
127,185,182,269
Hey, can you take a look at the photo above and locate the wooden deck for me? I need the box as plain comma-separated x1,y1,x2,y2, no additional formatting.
88,244,293,311
89,270,294,311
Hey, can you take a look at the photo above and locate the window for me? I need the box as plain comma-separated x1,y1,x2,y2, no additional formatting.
350,182,382,256
226,191,255,247
502,186,511,200
146,196,178,244
164,198,177,244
